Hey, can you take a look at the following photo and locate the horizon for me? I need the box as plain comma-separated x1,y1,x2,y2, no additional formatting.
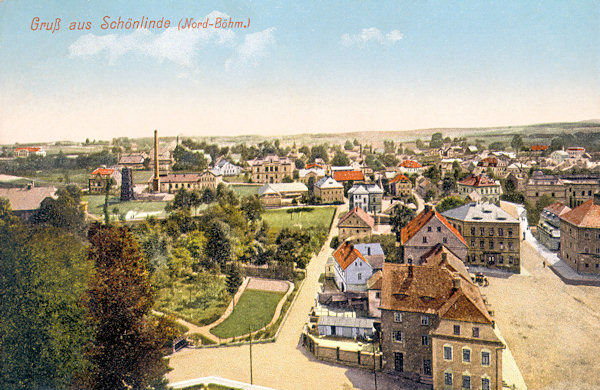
1,1,598,144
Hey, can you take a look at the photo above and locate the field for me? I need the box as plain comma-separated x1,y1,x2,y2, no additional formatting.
24,168,91,187
155,273,229,326
261,206,336,231
210,289,285,339
228,183,260,198
84,194,169,220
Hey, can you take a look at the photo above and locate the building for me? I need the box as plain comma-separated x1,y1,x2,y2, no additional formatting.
477,157,507,178
331,241,375,292
118,154,146,170
317,316,375,339
154,170,223,194
299,167,326,184
338,207,375,240
212,158,242,177
14,146,46,157
530,145,549,153
88,167,122,194
348,183,383,213
248,155,294,183
399,206,468,264
559,195,600,275
380,263,504,388
457,174,502,203
537,202,571,251
567,147,586,159
332,170,364,183
389,173,412,197
314,176,344,204
366,271,382,317
0,186,57,219
257,182,308,207
550,150,569,164
442,202,521,273
526,171,600,208
398,160,424,175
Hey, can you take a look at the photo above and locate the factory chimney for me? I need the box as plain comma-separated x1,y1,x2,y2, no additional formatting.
152,129,160,192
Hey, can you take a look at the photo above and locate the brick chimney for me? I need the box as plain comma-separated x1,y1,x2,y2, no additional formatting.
152,129,160,192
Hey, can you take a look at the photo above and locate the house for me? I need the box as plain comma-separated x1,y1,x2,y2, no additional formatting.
314,176,344,204
380,263,504,388
14,146,46,157
398,160,424,175
526,171,600,208
457,174,502,203
559,194,600,275
567,147,586,159
477,157,507,178
118,154,146,170
537,202,571,251
442,202,521,273
153,170,223,194
317,316,375,339
257,182,308,207
389,173,412,198
348,183,383,213
415,177,434,199
530,145,549,153
299,167,326,184
0,186,57,219
399,205,468,264
248,155,294,183
551,150,569,164
88,167,122,194
333,170,364,183
338,207,375,240
419,244,471,281
331,241,375,292
212,158,242,176
366,271,382,317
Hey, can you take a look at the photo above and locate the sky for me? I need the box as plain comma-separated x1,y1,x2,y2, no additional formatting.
0,0,598,144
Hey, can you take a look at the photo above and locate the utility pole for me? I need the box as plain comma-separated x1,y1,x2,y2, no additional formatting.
249,326,253,385
372,341,378,390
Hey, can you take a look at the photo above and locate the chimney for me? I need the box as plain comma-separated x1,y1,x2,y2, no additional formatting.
441,253,447,262
452,276,461,290
424,204,431,213
594,193,600,206
152,129,160,192
367,246,371,256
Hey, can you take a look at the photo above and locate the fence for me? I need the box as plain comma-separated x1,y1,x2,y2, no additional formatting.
302,332,382,371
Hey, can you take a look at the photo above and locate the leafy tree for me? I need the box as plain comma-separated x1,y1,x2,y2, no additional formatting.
166,188,201,214
424,188,437,202
344,140,354,150
353,139,360,146
331,151,350,166
310,144,329,163
205,220,233,265
294,159,305,169
430,132,444,148
225,263,243,295
282,176,293,183
436,196,469,213
441,175,456,194
384,140,395,154
550,137,564,152
390,204,416,242
415,139,425,149
365,154,383,171
201,187,216,204
30,184,87,236
241,195,264,222
83,225,173,390
511,134,524,152
488,141,505,151
381,153,398,167
423,165,441,183
307,176,316,193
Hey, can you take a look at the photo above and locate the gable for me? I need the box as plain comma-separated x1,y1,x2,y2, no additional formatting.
339,213,370,228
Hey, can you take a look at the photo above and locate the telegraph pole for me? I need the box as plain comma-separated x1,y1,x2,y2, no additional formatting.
249,327,253,385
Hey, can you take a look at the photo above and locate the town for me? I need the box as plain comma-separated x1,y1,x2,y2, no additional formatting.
2,123,600,389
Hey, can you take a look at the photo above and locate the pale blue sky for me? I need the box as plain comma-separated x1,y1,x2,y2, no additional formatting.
0,1,598,143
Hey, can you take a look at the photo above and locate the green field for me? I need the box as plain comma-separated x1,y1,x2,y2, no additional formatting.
24,168,91,187
155,274,229,326
210,289,285,339
229,184,260,198
84,194,169,220
261,206,336,231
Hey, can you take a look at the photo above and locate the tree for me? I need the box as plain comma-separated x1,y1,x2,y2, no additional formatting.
103,177,116,224
310,144,329,163
511,134,524,152
415,139,425,149
205,220,233,265
201,187,216,204
390,204,416,242
430,132,443,148
330,151,350,166
424,188,437,202
436,196,469,213
225,263,243,295
83,225,172,390
241,195,264,222
30,184,87,236
344,140,354,150
423,165,441,183
488,141,505,151
550,137,564,152
294,159,305,169
441,175,457,194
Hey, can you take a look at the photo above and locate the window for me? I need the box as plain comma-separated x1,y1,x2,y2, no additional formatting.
454,325,460,335
480,227,485,236
394,312,403,322
471,240,476,248
357,273,362,280
444,372,453,385
462,348,471,363
471,227,476,236
489,227,494,236
480,241,485,249
482,351,490,366
509,256,514,264
421,335,429,346
499,256,504,264
427,226,432,232
482,378,490,390
508,229,513,237
489,241,494,250
421,315,429,325
437,226,442,232
394,331,403,342
462,375,471,389
444,346,453,360
443,237,448,244
499,241,505,250
498,228,504,236
472,327,479,338
423,236,428,243
375,292,381,299
508,242,514,250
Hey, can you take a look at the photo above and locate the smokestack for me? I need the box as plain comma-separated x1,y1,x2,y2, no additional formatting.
152,129,160,192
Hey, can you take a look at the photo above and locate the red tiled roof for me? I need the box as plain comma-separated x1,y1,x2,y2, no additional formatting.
478,157,498,167
530,145,549,151
91,168,115,176
560,198,600,228
305,163,323,169
333,170,364,181
338,206,375,228
420,243,470,281
333,241,368,270
544,202,571,217
399,160,422,168
567,147,585,151
379,263,492,323
15,147,41,152
389,173,410,184
400,207,467,246
458,174,497,187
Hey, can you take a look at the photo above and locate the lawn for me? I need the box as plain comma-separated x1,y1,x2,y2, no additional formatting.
261,206,336,231
210,289,285,339
229,183,261,198
23,168,91,187
154,273,229,326
84,194,169,220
